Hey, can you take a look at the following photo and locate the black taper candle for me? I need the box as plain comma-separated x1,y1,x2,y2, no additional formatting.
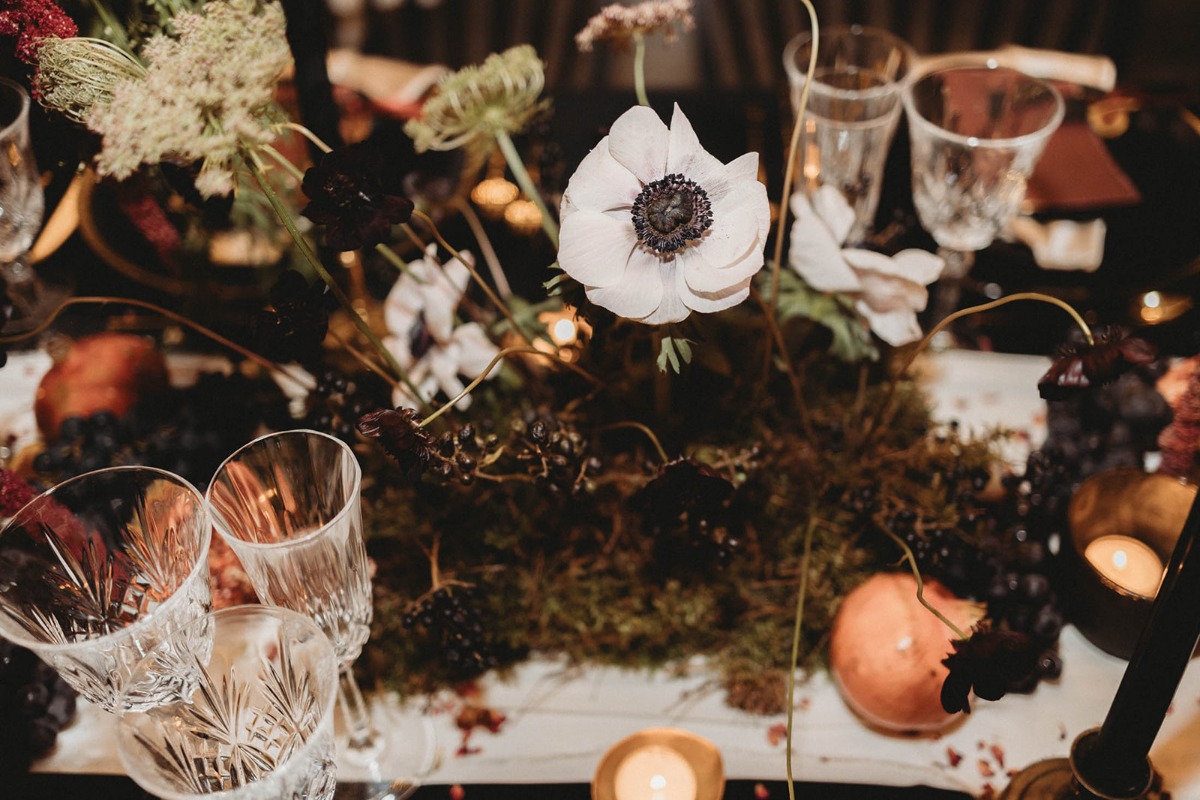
279,0,343,155
1071,484,1200,798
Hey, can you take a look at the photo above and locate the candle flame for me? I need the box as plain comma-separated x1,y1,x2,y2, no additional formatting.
1113,550,1129,570
650,775,667,790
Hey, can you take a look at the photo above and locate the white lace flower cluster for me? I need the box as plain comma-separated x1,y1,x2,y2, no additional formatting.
557,104,770,325
87,0,292,197
575,0,695,51
384,246,502,410
790,186,944,347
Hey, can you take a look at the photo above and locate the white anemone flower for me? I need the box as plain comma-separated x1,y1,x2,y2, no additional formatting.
558,103,770,325
383,245,501,409
789,186,944,347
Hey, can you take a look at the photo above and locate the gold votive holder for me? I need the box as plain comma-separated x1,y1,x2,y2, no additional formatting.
1066,468,1197,659
592,727,724,800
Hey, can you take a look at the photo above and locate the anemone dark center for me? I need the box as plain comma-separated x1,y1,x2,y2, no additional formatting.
631,173,713,254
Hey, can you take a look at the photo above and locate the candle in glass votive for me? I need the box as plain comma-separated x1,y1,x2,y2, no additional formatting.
613,745,698,800
1084,534,1165,598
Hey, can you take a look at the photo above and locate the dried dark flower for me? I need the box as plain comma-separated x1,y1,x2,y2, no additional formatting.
940,626,1040,714
301,142,414,251
251,270,337,364
636,457,734,528
357,407,433,480
0,0,78,64
1038,327,1157,401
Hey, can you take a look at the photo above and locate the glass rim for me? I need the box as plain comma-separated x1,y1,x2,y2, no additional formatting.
901,61,1066,150
0,465,212,653
116,604,339,800
0,76,31,139
205,428,362,553
783,24,918,103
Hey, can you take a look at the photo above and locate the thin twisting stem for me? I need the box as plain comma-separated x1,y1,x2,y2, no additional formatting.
494,129,560,247
786,515,817,800
878,525,970,640
600,421,669,464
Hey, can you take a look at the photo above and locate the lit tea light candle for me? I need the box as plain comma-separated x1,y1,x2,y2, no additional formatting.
613,745,698,800
1084,535,1165,598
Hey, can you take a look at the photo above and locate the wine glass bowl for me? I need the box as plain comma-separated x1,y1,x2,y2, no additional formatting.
0,76,47,324
902,61,1065,274
117,605,340,800
0,466,212,712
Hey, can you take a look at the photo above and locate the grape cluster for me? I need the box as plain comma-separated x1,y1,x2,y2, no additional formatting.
1043,367,1171,480
401,586,498,678
306,368,390,444
424,423,496,486
32,371,289,489
0,640,77,773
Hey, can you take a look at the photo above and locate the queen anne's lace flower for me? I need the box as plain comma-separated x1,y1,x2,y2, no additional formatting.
789,186,943,347
383,246,501,409
558,103,770,325
575,0,695,52
85,0,291,197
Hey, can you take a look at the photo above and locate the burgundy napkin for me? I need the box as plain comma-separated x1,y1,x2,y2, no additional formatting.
1024,121,1142,212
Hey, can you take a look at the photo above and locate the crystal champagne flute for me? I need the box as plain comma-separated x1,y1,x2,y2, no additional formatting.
0,76,49,329
206,429,437,799
901,61,1064,324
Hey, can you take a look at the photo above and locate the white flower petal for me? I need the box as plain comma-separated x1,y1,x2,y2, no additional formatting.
811,185,856,246
857,300,924,347
607,105,669,184
641,266,692,323
892,249,946,286
666,103,728,196
856,269,930,314
724,151,760,184
789,194,860,292
561,141,641,213
681,234,764,294
558,209,639,288
586,248,664,319
706,182,769,266
451,323,502,376
678,266,752,314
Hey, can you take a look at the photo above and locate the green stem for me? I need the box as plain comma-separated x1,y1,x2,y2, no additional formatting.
632,31,650,107
878,525,970,641
0,296,312,393
786,514,818,800
600,421,670,464
494,129,559,248
245,152,411,388
418,345,599,429
764,0,820,377
411,210,536,347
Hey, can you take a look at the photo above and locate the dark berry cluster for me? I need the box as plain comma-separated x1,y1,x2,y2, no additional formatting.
0,640,77,773
401,586,498,679
512,411,599,495
426,424,496,486
640,457,742,571
306,368,389,444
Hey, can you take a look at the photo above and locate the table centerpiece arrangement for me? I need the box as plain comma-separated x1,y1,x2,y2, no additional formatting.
1,0,1188,792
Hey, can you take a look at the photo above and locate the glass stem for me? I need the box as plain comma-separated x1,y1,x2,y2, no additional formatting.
338,663,380,753
929,247,976,335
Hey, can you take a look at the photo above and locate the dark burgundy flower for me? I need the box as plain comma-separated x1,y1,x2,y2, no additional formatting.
301,142,414,251
0,0,77,64
940,627,1041,714
636,457,735,529
357,407,433,480
1038,327,1157,401
251,271,337,364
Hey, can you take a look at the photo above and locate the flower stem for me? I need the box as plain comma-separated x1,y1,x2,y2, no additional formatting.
765,0,820,366
451,196,513,299
410,210,537,347
785,514,817,800
862,292,1093,450
632,31,650,108
245,152,410,385
417,345,598,429
0,296,313,393
494,129,559,248
878,524,970,641
600,421,669,464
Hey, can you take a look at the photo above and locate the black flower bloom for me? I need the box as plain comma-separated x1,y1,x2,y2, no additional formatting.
357,407,433,480
301,142,415,251
941,627,1041,714
1038,327,1157,401
251,271,337,364
636,457,735,529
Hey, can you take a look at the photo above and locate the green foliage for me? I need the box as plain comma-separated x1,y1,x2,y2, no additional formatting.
770,268,879,363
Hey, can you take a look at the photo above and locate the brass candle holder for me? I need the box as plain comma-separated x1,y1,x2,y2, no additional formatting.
592,728,723,800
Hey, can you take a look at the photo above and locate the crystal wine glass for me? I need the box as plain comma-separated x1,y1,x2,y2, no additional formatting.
901,61,1064,322
117,605,340,800
0,76,48,329
0,466,213,712
206,429,438,798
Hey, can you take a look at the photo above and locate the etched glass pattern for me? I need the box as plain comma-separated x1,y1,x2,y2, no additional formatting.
118,606,339,800
0,467,212,711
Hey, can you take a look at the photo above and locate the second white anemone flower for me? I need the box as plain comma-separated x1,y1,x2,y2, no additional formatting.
383,245,501,409
790,186,944,347
558,103,770,325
